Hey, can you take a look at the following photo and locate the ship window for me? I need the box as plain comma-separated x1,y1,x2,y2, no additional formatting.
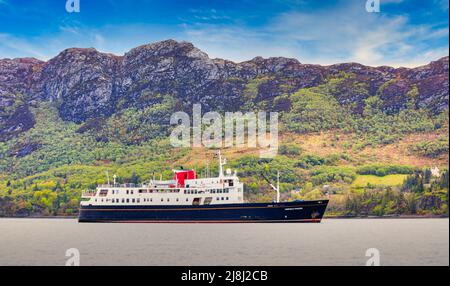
186,198,189,202
126,190,129,194
192,198,201,206
150,198,153,202
131,190,134,194
221,197,224,200
126,199,129,203
167,198,170,202
122,199,124,203
137,199,140,203
176,198,179,202
226,197,229,200
161,198,164,202
204,197,212,205
216,197,220,200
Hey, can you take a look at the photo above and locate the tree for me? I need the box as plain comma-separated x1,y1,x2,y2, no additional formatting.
130,172,141,185
424,169,432,184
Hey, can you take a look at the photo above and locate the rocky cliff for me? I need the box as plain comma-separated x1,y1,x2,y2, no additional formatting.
0,39,448,140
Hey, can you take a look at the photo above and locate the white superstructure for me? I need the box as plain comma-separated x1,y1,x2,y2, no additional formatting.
80,151,244,207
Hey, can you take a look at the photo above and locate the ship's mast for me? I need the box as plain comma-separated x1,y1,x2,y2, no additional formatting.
276,171,280,203
218,150,223,177
105,171,110,185
262,171,281,203
218,150,227,178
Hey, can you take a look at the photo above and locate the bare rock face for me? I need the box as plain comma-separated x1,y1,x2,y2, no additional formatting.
0,39,448,139
119,40,225,110
404,57,449,114
0,58,43,140
34,48,121,122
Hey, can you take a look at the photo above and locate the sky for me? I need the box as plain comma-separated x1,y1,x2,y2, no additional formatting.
0,0,448,67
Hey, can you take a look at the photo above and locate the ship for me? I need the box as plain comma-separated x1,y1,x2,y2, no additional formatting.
78,151,329,223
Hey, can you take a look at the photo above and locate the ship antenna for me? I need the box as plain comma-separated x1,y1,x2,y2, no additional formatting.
105,171,110,185
218,150,227,178
113,174,117,186
218,150,223,177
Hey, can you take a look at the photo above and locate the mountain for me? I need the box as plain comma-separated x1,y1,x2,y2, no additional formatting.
1,39,448,140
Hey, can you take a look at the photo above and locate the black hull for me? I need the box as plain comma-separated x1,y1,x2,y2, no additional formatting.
78,200,329,223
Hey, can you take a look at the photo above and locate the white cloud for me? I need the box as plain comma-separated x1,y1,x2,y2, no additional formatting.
180,1,449,67
0,33,48,59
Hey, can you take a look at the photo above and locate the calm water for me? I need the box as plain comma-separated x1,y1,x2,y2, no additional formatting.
0,218,448,266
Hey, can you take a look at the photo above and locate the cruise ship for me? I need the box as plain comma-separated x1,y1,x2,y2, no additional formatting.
78,152,329,223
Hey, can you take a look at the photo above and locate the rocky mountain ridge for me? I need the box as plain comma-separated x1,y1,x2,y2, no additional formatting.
0,39,448,141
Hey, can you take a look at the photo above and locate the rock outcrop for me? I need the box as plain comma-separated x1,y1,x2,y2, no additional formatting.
0,40,448,139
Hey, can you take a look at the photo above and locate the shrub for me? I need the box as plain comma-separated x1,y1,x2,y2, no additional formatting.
409,138,449,158
279,144,302,156
357,164,415,176
311,166,356,185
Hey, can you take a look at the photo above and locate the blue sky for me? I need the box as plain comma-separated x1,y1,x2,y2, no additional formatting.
0,0,448,67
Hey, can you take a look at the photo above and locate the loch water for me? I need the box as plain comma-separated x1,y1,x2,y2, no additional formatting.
0,218,448,266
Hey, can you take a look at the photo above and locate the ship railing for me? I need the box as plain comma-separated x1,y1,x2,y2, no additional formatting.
97,183,146,188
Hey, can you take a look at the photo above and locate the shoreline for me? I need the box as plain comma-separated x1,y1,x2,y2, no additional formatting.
0,215,448,220
325,215,449,219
